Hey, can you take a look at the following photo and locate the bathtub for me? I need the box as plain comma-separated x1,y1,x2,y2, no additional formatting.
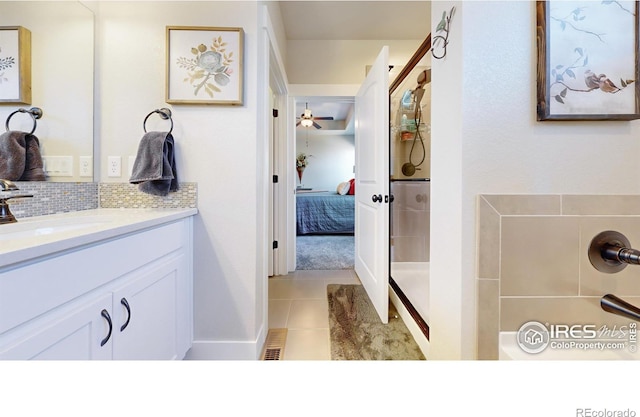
499,332,640,360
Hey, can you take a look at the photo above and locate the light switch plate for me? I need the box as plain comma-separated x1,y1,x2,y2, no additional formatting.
42,156,73,177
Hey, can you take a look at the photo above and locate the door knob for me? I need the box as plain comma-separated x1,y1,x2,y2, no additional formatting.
372,194,382,203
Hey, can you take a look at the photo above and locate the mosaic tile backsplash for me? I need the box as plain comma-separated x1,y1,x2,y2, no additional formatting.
8,182,99,218
99,183,197,209
4,182,197,219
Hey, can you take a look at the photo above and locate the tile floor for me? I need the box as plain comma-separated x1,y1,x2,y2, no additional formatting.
268,269,361,360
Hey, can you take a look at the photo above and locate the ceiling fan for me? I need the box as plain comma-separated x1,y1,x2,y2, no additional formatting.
296,103,334,129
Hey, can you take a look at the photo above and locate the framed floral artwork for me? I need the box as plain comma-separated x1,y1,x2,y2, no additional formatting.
166,26,244,105
536,1,640,121
0,26,31,104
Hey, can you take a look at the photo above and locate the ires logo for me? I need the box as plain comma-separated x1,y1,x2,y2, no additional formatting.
517,322,598,354
517,321,635,354
547,324,597,339
517,321,550,354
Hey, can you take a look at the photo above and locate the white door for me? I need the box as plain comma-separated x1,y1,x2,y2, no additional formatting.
354,46,390,324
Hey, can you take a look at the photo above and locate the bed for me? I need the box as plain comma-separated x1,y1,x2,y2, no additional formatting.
296,191,355,235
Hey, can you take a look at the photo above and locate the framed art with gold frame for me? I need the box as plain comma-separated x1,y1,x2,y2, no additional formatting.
0,26,31,104
166,26,244,105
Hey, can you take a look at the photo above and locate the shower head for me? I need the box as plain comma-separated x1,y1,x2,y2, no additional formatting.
416,69,431,88
412,69,430,109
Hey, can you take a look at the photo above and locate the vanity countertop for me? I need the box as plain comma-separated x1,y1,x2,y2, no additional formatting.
0,208,198,268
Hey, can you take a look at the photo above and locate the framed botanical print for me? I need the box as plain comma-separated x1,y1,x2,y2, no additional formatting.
0,26,31,104
166,26,244,105
536,1,640,121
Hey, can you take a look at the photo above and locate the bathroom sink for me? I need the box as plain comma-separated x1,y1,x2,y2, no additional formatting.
0,216,114,241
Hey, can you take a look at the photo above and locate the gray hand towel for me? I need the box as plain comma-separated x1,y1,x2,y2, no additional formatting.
0,131,26,180
0,131,45,181
129,131,179,196
20,134,46,181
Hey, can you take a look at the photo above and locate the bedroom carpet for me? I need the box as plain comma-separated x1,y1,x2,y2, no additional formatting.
296,235,354,270
327,284,425,360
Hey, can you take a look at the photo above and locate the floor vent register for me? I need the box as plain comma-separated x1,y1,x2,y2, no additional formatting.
260,328,288,360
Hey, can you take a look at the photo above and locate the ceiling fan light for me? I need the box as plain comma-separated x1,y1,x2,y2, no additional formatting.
300,118,313,127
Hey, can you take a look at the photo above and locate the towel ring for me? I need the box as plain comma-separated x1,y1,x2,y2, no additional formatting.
143,108,173,134
5,107,43,134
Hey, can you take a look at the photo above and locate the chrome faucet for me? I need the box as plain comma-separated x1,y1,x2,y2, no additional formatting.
0,179,33,224
0,179,19,191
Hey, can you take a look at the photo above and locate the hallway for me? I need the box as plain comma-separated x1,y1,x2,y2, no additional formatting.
268,269,361,360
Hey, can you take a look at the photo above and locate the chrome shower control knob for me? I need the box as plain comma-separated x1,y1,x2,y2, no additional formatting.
588,230,640,273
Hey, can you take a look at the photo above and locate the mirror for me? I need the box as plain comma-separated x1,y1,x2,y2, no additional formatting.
0,1,94,182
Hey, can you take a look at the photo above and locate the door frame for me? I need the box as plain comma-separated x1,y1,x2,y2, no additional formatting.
284,88,360,273
269,91,289,277
264,5,290,278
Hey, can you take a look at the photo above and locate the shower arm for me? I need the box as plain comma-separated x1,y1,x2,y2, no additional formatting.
602,245,640,265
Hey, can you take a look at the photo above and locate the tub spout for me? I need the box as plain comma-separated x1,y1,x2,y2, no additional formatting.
601,294,640,322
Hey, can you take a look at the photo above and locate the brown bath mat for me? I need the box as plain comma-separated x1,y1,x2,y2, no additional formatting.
327,284,425,360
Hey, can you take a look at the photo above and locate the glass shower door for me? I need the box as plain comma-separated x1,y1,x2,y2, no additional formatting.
388,44,431,339
390,179,430,327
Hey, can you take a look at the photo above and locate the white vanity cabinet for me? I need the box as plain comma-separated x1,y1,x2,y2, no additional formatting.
0,213,194,360
0,293,114,360
111,253,190,360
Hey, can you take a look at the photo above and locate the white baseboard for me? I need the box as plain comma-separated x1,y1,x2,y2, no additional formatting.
184,327,266,360
184,340,259,360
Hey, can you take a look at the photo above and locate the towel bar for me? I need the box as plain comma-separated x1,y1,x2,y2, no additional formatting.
5,107,43,134
143,108,173,134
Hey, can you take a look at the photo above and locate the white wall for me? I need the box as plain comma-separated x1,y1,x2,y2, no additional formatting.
95,1,263,359
430,1,640,359
287,40,424,84
264,1,287,72
295,131,354,190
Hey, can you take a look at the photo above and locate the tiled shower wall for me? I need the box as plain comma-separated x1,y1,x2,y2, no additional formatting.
8,182,197,219
477,195,640,360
